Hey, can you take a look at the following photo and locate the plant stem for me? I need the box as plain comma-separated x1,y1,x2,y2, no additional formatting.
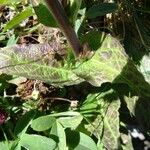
44,0,82,57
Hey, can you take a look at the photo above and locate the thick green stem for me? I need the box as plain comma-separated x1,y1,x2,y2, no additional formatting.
45,0,82,57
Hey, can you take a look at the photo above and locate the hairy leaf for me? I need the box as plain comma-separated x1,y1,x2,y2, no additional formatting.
0,33,127,87
75,33,127,86
0,43,83,86
102,100,120,149
81,90,120,149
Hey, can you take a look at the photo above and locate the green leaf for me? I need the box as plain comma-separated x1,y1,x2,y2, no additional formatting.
101,100,120,149
66,129,98,150
20,134,56,150
138,54,150,84
58,115,83,129
3,7,34,31
0,44,83,86
0,33,127,87
69,0,83,25
49,111,81,117
31,115,56,131
114,60,150,97
7,35,18,46
86,3,118,19
80,30,103,51
14,110,36,137
81,90,120,149
0,142,9,150
34,3,57,27
124,96,138,116
0,0,18,4
75,32,127,86
50,121,67,150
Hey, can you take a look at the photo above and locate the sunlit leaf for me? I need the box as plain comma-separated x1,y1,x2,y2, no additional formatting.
31,116,56,131
124,96,138,116
0,43,83,86
58,115,83,129
138,54,150,84
20,134,56,150
0,33,127,87
0,0,18,4
75,32,127,86
3,7,34,31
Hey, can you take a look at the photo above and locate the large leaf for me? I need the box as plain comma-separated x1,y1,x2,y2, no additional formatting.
34,3,57,27
3,7,34,31
81,90,120,149
50,121,67,150
31,115,56,131
0,43,83,86
101,99,120,149
20,134,56,150
0,33,127,87
86,3,118,19
66,129,98,150
75,32,127,86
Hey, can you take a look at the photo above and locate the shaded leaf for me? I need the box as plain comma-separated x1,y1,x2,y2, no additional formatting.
69,0,83,25
50,121,67,150
31,116,56,131
66,129,98,150
114,60,150,97
3,7,34,31
86,3,118,19
14,110,36,137
34,3,57,27
20,134,56,150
